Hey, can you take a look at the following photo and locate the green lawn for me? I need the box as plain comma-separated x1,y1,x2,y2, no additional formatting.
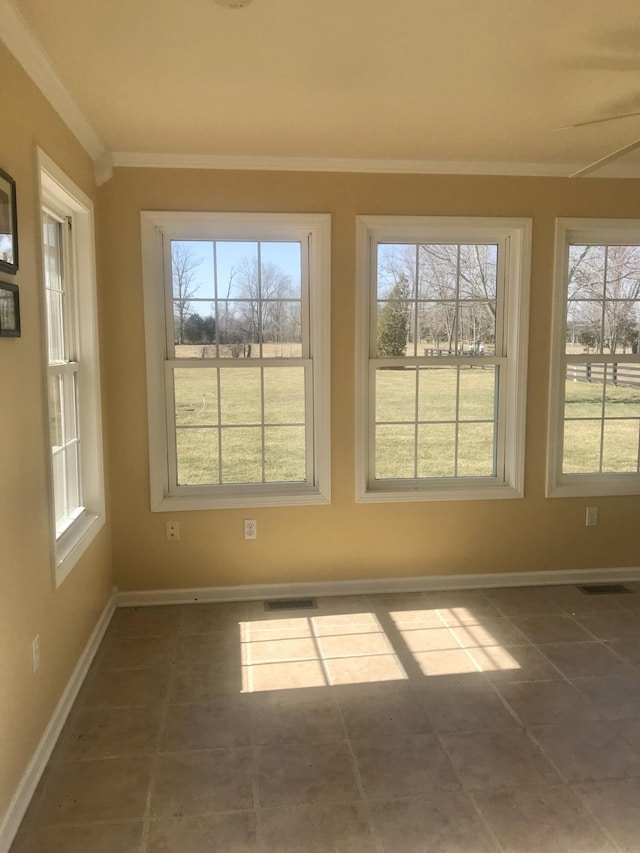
170,365,640,484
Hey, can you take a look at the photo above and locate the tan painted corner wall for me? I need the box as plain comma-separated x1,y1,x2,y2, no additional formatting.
99,168,640,594
0,45,112,823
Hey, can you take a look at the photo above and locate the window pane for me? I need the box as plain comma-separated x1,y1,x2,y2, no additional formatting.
375,424,415,479
457,303,495,355
47,289,65,362
174,302,216,355
65,372,79,442
216,300,259,358
563,420,602,473
564,365,604,419
264,426,305,481
566,300,603,354
66,441,81,512
604,302,640,354
176,428,219,485
567,245,605,301
458,366,496,421
376,367,416,423
417,302,456,355
52,450,65,527
48,374,63,448
602,420,640,472
605,245,640,300
377,244,414,299
260,242,302,300
457,422,495,476
221,428,262,483
174,368,218,426
458,244,498,301
417,367,457,422
376,300,412,357
417,424,456,477
417,244,457,300
604,365,640,417
216,242,259,300
219,368,262,424
171,241,214,300
263,367,305,424
262,300,302,357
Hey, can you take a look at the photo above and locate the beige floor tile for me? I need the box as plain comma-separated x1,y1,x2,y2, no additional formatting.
177,602,251,636
468,644,559,682
423,591,501,620
98,635,177,670
247,659,327,691
474,785,615,852
548,585,628,615
574,611,640,641
411,648,479,680
449,618,528,649
312,610,386,637
511,614,592,644
497,680,601,726
417,683,519,732
394,626,462,653
336,682,431,738
245,636,319,665
351,734,459,798
575,778,640,853
249,687,343,744
147,811,258,853
318,631,393,659
168,663,245,702
617,718,640,750
243,616,314,642
606,639,640,668
440,729,560,790
573,674,640,719
109,605,181,637
56,706,162,760
176,635,244,666
257,801,374,853
378,606,445,630
12,820,143,853
161,697,251,751
80,666,172,708
325,654,407,685
540,641,632,678
370,792,499,853
30,757,152,825
255,740,359,807
151,749,254,817
531,721,640,782
485,587,564,617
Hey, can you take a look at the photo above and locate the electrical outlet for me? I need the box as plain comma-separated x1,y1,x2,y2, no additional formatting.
32,635,40,673
586,506,598,527
244,519,257,540
166,521,180,541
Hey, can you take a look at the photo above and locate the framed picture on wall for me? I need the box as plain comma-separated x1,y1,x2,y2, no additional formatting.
0,281,20,337
0,168,18,274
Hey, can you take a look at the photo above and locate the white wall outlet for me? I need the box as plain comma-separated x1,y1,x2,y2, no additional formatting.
32,635,40,673
586,506,598,527
244,518,257,540
166,521,180,541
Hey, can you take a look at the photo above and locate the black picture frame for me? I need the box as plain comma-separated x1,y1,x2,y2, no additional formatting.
0,168,18,274
0,281,20,337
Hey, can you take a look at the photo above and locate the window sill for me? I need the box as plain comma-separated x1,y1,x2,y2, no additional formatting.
357,480,524,503
547,476,640,499
151,488,331,512
55,510,106,587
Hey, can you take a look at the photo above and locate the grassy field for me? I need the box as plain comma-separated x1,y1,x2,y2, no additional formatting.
170,364,640,484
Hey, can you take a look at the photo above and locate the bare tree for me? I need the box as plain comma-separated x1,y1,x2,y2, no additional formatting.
172,243,203,345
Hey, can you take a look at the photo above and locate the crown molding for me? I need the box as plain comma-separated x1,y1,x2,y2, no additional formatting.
0,0,105,163
111,150,640,178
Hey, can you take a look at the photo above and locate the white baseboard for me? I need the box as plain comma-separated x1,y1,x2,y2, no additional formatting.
0,590,117,853
116,566,640,607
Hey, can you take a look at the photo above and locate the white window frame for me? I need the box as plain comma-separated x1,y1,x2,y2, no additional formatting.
547,218,640,498
356,216,531,503
141,211,331,511
38,150,105,587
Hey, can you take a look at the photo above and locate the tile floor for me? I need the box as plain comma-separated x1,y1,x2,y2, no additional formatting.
10,583,640,852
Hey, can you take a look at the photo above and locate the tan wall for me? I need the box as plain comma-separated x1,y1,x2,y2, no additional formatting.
0,45,112,821
99,168,640,593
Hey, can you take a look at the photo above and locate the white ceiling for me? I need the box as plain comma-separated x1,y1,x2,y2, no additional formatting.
7,0,640,176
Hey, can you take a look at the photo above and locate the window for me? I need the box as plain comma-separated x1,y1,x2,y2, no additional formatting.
39,151,105,585
548,219,640,497
356,216,531,502
141,212,331,510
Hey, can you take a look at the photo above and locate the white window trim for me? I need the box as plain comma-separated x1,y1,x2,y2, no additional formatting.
547,218,640,498
356,215,531,503
141,211,331,511
37,150,105,587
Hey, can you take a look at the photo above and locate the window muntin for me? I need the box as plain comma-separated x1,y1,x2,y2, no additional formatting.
357,217,530,503
550,227,640,495
142,213,330,510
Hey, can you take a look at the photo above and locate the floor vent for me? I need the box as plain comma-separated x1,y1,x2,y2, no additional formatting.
577,583,632,596
264,598,318,611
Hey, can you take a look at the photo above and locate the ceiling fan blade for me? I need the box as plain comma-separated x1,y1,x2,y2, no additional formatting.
571,136,640,178
559,110,640,130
